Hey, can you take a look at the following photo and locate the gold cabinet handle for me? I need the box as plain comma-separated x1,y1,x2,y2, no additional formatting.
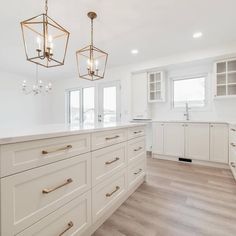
105,157,120,165
134,168,142,175
134,130,142,134
105,135,120,140
134,147,142,152
106,186,120,197
231,162,236,168
231,128,236,132
42,178,73,194
230,143,236,147
42,145,72,155
58,221,74,236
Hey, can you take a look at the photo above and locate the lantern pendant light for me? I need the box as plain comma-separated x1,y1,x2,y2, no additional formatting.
20,0,70,68
76,12,108,81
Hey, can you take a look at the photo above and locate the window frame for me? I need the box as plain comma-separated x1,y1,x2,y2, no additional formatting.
171,74,209,111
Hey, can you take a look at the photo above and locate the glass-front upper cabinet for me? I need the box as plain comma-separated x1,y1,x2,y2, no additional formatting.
147,71,165,102
215,58,236,97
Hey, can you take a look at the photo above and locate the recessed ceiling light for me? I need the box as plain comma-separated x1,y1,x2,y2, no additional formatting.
193,32,203,39
131,49,139,55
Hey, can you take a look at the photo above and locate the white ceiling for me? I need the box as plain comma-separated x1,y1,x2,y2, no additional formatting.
1,0,236,79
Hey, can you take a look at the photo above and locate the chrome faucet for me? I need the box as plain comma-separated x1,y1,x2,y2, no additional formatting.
184,102,190,121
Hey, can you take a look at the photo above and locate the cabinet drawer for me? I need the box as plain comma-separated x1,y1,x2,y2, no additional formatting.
1,153,91,235
0,134,91,177
92,170,126,223
92,142,127,186
91,129,127,150
128,126,145,140
128,137,146,164
17,191,91,236
128,159,146,188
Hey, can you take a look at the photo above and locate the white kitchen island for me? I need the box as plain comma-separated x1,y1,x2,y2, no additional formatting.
0,122,147,236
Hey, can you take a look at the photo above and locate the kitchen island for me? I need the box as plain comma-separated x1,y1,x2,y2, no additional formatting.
0,122,147,236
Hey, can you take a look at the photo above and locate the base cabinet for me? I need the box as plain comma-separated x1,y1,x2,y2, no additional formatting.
185,123,210,161
153,122,228,164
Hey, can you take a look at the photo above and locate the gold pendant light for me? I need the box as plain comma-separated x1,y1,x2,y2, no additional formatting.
76,12,108,81
20,0,70,68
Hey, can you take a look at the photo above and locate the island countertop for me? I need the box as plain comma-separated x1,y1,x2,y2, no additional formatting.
0,122,146,145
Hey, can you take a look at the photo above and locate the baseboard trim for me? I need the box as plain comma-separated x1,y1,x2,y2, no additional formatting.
152,153,229,169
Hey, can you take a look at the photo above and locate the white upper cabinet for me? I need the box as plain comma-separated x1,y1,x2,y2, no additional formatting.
163,123,185,157
147,71,165,102
131,72,150,119
185,123,210,161
215,58,236,97
210,124,228,163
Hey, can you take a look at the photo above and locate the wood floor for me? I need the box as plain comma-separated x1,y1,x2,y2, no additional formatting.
93,158,236,236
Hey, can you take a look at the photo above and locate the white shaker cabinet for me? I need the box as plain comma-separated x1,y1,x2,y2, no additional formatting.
131,72,150,119
210,124,228,163
163,123,185,157
152,123,164,154
185,123,210,161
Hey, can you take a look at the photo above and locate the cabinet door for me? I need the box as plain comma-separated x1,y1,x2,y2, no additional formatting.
131,73,149,119
210,124,228,163
185,123,210,161
163,123,185,157
152,123,164,155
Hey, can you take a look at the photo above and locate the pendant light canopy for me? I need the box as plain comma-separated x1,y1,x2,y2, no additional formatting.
76,12,108,81
20,0,70,68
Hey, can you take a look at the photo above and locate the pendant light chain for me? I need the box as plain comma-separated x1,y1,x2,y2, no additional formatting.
91,17,94,46
45,0,48,15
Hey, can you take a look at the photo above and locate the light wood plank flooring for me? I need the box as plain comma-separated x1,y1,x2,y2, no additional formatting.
93,158,236,236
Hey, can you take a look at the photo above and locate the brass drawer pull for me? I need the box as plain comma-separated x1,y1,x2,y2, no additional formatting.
230,143,236,147
42,145,72,155
231,128,236,132
134,168,142,175
231,162,236,168
105,157,120,165
134,147,142,152
42,178,73,194
134,131,142,134
105,135,120,140
59,221,74,236
106,186,120,197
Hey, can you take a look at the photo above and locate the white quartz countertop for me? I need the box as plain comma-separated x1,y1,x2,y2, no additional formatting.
0,122,146,145
152,120,231,124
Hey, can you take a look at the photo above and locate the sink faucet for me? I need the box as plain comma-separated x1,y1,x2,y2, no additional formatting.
184,102,190,121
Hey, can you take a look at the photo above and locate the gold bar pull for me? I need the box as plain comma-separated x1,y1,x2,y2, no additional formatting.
105,135,120,140
134,168,142,175
230,143,236,147
42,145,72,155
231,128,236,132
134,131,142,134
42,178,73,194
105,157,120,165
231,162,236,168
134,147,142,152
106,186,120,197
58,221,74,236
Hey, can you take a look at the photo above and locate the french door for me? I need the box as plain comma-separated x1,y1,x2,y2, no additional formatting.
98,81,121,123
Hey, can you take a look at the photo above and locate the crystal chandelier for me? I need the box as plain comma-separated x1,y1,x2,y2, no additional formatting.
20,0,70,68
22,65,52,95
76,12,108,81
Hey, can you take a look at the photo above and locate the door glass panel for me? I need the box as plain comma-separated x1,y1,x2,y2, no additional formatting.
82,87,95,125
69,90,80,124
103,86,117,123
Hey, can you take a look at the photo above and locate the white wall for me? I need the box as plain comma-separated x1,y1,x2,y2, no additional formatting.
49,45,236,124
0,72,52,127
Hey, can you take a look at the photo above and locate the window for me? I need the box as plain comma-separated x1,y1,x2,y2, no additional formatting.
82,87,95,125
69,90,80,124
173,76,206,108
68,87,95,124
